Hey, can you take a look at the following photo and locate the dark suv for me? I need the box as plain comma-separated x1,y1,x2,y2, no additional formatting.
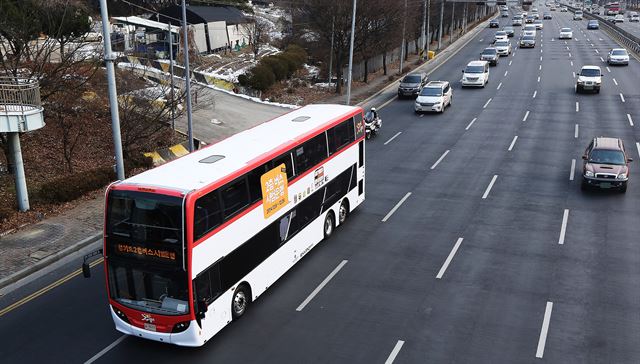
397,73,427,98
582,137,633,192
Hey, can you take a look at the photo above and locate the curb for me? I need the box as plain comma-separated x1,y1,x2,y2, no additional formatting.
357,12,499,109
0,232,103,291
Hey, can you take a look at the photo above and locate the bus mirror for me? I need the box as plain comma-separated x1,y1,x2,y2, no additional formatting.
199,299,209,314
82,262,91,278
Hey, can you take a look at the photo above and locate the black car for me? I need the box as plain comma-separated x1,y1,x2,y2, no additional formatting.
587,20,599,29
490,19,500,28
480,47,499,66
543,12,552,19
503,26,515,37
397,73,427,98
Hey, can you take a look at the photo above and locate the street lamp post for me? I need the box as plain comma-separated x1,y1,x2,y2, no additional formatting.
346,0,357,105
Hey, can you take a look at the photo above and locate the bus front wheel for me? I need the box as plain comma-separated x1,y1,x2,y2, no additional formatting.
232,284,251,320
323,212,335,239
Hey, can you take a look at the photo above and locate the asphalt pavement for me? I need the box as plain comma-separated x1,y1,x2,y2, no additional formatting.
2,2,640,363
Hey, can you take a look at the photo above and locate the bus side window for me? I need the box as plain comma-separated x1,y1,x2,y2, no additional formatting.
328,118,355,155
272,152,295,180
194,192,223,241
195,263,222,305
221,177,250,219
294,133,328,176
247,164,268,203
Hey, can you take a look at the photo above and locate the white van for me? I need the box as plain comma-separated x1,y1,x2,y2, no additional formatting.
461,60,490,88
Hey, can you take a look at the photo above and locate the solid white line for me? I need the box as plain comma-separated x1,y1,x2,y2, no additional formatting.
296,260,348,311
637,142,640,159
482,175,498,199
536,302,554,358
378,96,397,110
523,110,530,122
533,90,537,98
570,159,576,181
465,117,477,130
558,209,569,245
628,114,634,127
576,102,579,112
430,150,450,170
613,78,618,86
84,335,127,364
508,135,518,151
606,66,611,72
574,124,579,138
385,340,405,364
436,237,464,279
504,70,509,77
600,56,605,62
537,76,541,82
483,98,492,109
497,82,503,90
620,93,625,103
384,132,402,145
509,60,513,66
381,192,412,222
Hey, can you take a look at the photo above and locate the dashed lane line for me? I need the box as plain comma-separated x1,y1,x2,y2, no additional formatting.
384,132,402,145
536,302,554,358
523,110,530,122
558,209,570,245
296,260,348,311
381,192,412,223
430,150,450,170
465,117,477,130
436,237,464,279
385,340,406,364
482,175,498,199
570,159,576,181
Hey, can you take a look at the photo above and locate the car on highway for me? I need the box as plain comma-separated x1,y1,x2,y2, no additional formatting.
414,81,452,113
550,5,557,11
503,26,515,37
587,20,600,29
576,65,602,93
615,14,624,22
494,30,508,42
513,15,523,26
574,10,583,20
606,15,616,22
526,15,536,23
397,73,427,98
494,40,512,56
560,6,568,12
628,11,638,19
581,137,632,192
534,20,544,29
461,60,490,87
480,47,499,65
543,12,552,19
501,10,510,17
490,19,500,28
607,48,630,65
519,34,536,48
523,24,537,37
631,14,640,22
559,27,573,39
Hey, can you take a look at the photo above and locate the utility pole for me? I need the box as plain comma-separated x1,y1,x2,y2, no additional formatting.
421,0,427,59
168,22,176,131
346,0,357,105
426,0,431,53
438,0,444,50
329,16,334,85
99,0,125,180
181,0,195,152
400,0,408,73
463,3,468,34
450,2,456,44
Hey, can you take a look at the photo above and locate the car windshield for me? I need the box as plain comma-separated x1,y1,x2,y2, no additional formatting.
581,68,601,77
589,149,626,165
465,65,485,73
504,27,514,31
495,41,509,47
561,28,571,32
523,36,534,40
611,50,627,55
495,31,506,36
420,87,443,96
482,48,497,55
589,21,598,24
403,75,422,83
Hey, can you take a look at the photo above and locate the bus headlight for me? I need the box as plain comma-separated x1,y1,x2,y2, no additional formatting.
172,321,191,333
113,307,130,324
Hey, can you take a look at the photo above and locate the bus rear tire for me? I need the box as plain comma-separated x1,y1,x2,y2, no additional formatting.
338,199,349,225
323,212,335,239
232,284,251,320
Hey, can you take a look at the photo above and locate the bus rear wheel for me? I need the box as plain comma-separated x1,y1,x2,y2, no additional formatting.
232,285,251,320
323,212,335,239
338,200,349,225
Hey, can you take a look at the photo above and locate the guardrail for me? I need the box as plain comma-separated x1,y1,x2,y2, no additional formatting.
566,5,640,54
0,77,42,112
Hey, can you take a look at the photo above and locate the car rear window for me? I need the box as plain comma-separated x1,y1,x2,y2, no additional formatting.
612,50,627,55
561,28,571,32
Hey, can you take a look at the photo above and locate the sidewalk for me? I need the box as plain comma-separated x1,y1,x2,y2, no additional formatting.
0,13,495,293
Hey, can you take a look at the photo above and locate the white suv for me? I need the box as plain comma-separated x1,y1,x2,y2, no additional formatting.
461,60,490,88
414,81,452,113
576,65,602,93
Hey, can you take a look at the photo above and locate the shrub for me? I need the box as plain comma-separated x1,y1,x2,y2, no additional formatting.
237,73,249,86
36,167,115,203
262,56,288,81
247,64,276,91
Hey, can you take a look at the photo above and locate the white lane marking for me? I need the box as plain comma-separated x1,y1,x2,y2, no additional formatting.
574,124,579,138
381,192,412,222
572,72,576,78
296,260,348,311
599,38,603,41
497,82,503,90
536,302,554,358
558,209,569,245
595,49,599,54
540,56,543,61
570,60,574,67
84,335,127,364
568,52,572,58
541,48,543,53
508,135,518,151
523,110,530,122
552,37,555,41
504,70,509,77
384,132,402,145
587,38,590,42
620,93,625,103
482,175,499,199
479,38,484,42
628,114,634,127
590,43,594,46
576,102,579,112
613,78,618,86
430,150,450,170
483,98,492,109
564,40,567,44
537,76,541,82
570,159,576,181
378,96,397,110
436,237,465,279
600,56,604,62
637,142,640,159
533,90,537,98
566,46,570,50
509,60,513,66
606,66,611,72
385,340,406,364
465,117,477,130
539,64,542,70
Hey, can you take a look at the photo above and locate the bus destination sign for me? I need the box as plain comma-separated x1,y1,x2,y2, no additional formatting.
115,243,177,262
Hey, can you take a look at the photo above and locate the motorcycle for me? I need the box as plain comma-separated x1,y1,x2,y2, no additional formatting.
364,112,382,140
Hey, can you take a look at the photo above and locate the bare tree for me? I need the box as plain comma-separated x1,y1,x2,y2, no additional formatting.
239,16,271,59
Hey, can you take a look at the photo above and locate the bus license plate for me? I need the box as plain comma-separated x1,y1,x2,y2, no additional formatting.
144,323,157,331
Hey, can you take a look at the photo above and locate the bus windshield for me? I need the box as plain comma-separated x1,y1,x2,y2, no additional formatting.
106,190,188,315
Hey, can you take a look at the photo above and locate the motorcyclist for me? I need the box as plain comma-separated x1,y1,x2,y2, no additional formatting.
370,107,378,121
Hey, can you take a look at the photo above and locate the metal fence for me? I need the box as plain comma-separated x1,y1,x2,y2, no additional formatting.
567,5,640,54
0,77,42,112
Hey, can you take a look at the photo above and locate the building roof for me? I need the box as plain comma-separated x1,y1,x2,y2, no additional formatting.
158,5,250,26
112,16,180,33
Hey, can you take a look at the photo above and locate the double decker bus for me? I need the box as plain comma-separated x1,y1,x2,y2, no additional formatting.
605,2,620,15
100,104,365,346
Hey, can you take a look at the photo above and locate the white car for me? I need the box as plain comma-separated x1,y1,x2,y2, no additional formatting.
631,14,640,22
513,16,523,26
461,60,490,88
607,48,630,65
534,20,544,29
576,65,602,93
561,6,568,12
574,11,583,20
559,27,573,39
494,31,509,42
494,40,512,56
414,81,452,113
523,24,537,37
615,14,624,22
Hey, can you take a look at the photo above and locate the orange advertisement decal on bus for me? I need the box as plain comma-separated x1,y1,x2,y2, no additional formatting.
261,163,289,219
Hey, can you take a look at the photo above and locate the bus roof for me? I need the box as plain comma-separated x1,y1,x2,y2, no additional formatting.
119,104,362,193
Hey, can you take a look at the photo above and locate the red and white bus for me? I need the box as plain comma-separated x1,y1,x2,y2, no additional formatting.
605,2,620,15
101,104,365,346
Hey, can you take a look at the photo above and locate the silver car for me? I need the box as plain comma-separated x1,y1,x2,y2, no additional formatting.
494,40,512,56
